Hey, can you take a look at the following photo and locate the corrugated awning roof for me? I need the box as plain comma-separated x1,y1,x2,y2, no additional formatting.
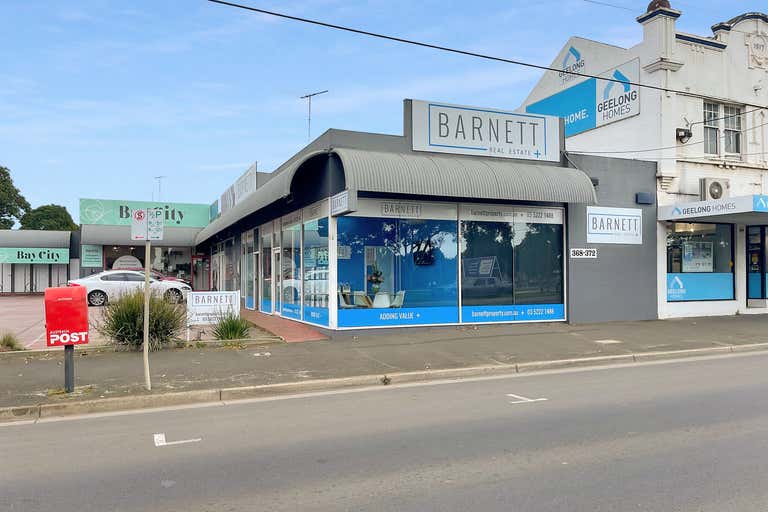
0,230,71,248
195,149,596,245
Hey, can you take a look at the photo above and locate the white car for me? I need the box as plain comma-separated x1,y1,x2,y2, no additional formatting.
68,270,191,307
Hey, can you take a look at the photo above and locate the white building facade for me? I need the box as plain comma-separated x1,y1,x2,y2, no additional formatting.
520,1,768,319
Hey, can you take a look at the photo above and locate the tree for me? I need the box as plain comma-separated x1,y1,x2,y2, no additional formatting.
20,204,78,231
0,166,30,229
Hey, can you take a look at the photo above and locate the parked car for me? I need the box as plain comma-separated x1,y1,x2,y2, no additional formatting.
118,268,193,288
68,270,192,306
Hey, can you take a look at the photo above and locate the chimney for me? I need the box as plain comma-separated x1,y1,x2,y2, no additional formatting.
637,0,682,64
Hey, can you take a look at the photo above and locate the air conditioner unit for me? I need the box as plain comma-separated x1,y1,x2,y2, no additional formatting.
700,178,730,201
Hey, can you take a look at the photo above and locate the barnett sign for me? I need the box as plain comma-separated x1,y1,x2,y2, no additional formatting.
187,291,241,325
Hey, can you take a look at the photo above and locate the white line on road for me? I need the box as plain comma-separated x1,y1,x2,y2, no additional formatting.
506,393,548,404
153,433,202,447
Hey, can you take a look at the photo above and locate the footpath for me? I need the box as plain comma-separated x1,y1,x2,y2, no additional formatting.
2,314,768,421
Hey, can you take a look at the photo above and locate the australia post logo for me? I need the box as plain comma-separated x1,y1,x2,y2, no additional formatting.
559,46,585,84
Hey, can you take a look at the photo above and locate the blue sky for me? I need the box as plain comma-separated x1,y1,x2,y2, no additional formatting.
2,0,764,222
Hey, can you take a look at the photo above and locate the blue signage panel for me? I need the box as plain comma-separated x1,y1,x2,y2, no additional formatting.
338,306,459,328
260,299,272,314
753,195,768,212
303,306,329,327
666,273,734,301
282,303,302,320
526,79,597,137
462,304,565,323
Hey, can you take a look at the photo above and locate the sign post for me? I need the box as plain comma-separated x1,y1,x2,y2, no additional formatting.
132,208,164,391
44,286,89,393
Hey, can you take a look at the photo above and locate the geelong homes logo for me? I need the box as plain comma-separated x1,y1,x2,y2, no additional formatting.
559,46,585,84
668,275,686,300
598,69,638,122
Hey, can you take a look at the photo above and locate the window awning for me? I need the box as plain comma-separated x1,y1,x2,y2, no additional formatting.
196,148,597,246
0,230,70,248
81,225,202,246
659,195,768,224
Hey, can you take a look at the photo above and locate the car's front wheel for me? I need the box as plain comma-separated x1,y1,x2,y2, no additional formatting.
88,290,108,307
165,289,183,304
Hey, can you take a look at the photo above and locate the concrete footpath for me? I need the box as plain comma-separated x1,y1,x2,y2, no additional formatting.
2,314,768,420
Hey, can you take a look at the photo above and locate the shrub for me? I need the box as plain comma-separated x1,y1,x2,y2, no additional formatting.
0,333,23,351
211,312,251,340
98,291,186,351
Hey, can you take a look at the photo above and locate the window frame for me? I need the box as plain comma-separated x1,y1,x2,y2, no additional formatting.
702,101,744,159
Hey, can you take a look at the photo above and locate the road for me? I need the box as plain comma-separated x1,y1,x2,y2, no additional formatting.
3,352,768,511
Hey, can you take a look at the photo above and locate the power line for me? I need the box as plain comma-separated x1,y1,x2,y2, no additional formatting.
581,0,634,12
206,0,735,101
573,118,768,155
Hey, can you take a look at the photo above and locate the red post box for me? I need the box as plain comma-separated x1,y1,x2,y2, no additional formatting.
45,286,89,348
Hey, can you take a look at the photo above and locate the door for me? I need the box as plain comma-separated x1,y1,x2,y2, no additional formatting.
249,251,259,310
273,248,281,315
747,226,766,304
192,255,211,291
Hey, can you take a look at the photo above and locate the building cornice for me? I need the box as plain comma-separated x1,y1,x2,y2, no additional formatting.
675,33,727,50
637,8,682,25
643,58,684,73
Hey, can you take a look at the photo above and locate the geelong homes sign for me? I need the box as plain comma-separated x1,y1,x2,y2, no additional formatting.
411,100,561,162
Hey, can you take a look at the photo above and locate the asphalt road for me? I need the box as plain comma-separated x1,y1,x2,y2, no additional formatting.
3,352,768,511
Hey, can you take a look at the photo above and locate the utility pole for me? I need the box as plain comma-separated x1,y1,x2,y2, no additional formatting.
154,176,166,201
300,90,328,143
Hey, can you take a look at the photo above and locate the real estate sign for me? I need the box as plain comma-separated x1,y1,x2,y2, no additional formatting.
187,291,241,326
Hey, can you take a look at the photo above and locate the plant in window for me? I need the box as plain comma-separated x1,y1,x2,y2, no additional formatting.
367,263,384,293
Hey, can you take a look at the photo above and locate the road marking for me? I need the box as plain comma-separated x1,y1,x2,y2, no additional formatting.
506,393,548,404
594,339,623,345
3,350,768,429
153,433,202,447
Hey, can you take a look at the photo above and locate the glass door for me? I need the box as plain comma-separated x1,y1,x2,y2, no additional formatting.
747,226,766,304
192,255,210,291
273,248,282,315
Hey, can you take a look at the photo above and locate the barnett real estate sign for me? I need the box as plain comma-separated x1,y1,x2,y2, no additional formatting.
411,100,560,162
80,198,210,228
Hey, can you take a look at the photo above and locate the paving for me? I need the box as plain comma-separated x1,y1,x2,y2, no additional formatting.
2,313,768,409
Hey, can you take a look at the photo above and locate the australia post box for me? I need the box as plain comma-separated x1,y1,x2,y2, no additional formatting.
45,286,89,347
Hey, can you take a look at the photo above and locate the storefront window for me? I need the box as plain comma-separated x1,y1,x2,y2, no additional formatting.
281,222,302,320
211,243,221,291
223,238,238,292
261,234,272,313
460,207,564,323
148,246,192,282
337,216,458,327
666,223,734,301
747,226,767,300
242,230,256,309
303,217,329,326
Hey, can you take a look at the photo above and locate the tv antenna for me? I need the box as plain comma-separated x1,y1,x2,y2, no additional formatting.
300,90,328,142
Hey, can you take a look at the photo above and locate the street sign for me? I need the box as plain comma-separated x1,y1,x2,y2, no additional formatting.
131,209,147,241
147,207,164,241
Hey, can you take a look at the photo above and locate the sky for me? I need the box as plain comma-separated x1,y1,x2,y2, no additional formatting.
2,0,766,222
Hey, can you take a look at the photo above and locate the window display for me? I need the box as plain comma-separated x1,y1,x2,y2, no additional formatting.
337,216,458,327
303,217,329,326
666,223,734,301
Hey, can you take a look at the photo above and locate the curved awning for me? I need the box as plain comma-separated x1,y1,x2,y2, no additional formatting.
333,148,596,205
0,229,71,248
196,148,596,245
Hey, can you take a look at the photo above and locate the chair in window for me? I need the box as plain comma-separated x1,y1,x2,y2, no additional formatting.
390,290,405,308
338,291,355,309
372,292,391,308
353,291,373,308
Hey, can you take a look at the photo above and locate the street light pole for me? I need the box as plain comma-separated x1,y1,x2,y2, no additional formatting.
300,90,328,143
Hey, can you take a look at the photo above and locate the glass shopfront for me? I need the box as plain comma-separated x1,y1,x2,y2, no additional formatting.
747,226,768,301
241,229,257,309
253,199,568,329
281,213,302,320
104,245,192,282
303,213,330,326
666,223,734,301
460,204,565,323
334,200,565,328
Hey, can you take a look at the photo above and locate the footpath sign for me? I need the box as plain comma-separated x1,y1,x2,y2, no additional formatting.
187,291,241,325
131,209,147,241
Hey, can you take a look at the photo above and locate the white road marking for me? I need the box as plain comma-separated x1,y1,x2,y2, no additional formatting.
153,433,202,447
594,339,623,345
2,350,767,429
506,393,548,404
